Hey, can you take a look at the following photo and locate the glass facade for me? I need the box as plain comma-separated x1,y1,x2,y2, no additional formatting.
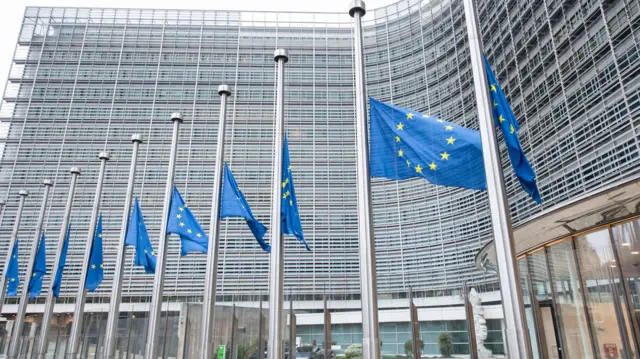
0,0,638,356
519,215,640,359
0,0,637,302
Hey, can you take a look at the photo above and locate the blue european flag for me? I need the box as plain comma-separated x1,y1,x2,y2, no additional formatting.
484,56,542,204
52,225,70,298
370,97,487,190
221,163,270,252
86,214,104,292
282,134,309,251
28,232,47,299
125,198,156,274
6,240,19,296
167,186,208,255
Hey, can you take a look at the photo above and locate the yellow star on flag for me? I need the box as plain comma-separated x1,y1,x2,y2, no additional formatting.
407,113,413,119
176,214,182,219
447,136,455,145
395,136,400,142
397,122,404,130
91,264,96,269
179,207,184,212
510,124,515,134
415,164,423,173
179,222,185,227
429,162,437,170
491,84,497,92
289,200,293,206
187,229,192,234
445,125,453,131
151,251,156,256
406,160,411,167
398,149,404,157
437,119,444,123
499,115,504,123
98,234,102,238
196,233,202,237
493,100,498,107
100,264,104,268
440,152,450,160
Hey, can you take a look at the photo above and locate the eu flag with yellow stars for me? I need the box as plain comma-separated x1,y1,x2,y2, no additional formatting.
282,134,310,251
28,232,47,299
6,239,19,296
125,198,156,274
167,186,209,255
221,163,270,252
86,213,104,292
369,97,487,190
484,55,542,204
52,225,70,298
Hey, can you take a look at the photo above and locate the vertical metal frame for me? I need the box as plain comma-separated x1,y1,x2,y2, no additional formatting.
535,248,565,359
607,224,640,356
569,237,600,358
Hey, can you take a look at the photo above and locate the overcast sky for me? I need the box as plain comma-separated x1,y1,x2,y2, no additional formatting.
0,0,392,96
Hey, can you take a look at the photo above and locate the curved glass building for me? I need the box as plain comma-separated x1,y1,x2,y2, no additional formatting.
0,0,637,356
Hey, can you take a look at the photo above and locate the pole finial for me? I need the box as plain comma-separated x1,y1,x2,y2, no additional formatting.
349,0,366,17
274,49,289,63
42,179,54,186
19,190,28,197
218,85,232,96
70,167,81,175
131,133,143,143
171,112,184,123
99,151,111,160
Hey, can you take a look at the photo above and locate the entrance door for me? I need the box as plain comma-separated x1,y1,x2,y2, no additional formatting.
539,300,563,359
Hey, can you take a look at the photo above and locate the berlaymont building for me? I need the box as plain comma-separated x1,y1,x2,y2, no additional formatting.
0,0,637,356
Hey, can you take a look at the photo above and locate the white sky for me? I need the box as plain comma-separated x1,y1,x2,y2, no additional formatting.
0,0,392,96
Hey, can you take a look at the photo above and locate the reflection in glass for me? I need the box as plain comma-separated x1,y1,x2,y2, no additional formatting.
529,250,561,359
575,229,634,359
519,256,540,359
547,239,594,359
612,218,640,347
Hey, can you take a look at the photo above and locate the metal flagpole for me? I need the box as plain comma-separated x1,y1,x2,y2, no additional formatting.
348,2,381,359
462,0,532,357
463,283,478,359
104,134,142,358
0,190,28,316
145,113,183,359
257,296,265,359
408,288,420,359
323,295,331,359
267,48,288,359
36,167,81,359
8,179,54,359
200,84,231,358
66,152,110,358
289,295,296,355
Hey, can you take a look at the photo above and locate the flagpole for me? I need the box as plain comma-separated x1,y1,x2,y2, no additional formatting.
348,2,381,359
462,0,532,357
65,152,109,358
36,167,81,359
104,134,142,359
267,48,288,359
0,191,28,317
145,113,183,359
8,179,54,359
200,84,231,358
